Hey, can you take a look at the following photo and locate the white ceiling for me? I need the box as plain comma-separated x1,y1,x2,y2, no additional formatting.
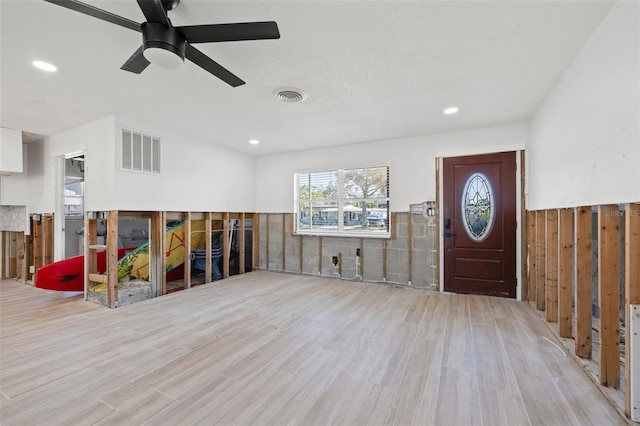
1,0,614,156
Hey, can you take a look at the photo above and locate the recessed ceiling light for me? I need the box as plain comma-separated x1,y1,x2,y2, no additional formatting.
444,106,459,115
32,60,57,72
249,139,260,145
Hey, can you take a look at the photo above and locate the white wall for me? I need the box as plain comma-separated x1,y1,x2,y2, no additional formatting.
0,127,23,174
528,0,640,209
256,123,528,213
112,117,256,212
0,143,30,207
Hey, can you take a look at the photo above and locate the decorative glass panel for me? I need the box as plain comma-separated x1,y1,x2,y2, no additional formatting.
461,172,494,241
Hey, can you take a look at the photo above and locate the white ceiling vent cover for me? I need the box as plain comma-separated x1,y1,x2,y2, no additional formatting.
274,87,307,103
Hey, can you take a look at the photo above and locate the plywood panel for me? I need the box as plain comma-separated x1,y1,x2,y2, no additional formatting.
597,205,620,388
558,208,573,338
545,209,558,323
574,206,592,359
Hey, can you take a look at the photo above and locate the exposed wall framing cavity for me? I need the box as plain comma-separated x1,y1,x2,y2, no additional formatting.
527,203,639,421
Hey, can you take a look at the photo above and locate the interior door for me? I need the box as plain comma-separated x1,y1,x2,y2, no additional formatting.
443,151,517,298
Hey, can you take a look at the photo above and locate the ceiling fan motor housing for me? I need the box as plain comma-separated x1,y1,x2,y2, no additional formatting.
142,21,186,61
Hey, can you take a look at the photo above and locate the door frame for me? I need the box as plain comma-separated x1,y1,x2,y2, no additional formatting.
437,144,525,300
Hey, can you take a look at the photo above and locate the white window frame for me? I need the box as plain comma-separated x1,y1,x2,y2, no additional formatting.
294,165,390,238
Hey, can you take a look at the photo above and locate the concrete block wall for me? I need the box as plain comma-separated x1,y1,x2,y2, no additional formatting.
257,213,439,288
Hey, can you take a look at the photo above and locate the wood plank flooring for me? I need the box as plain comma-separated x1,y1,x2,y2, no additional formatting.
0,272,626,425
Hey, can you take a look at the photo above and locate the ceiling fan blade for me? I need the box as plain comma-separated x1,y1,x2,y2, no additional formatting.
136,0,171,26
185,44,245,87
43,0,140,32
178,21,280,43
121,46,151,74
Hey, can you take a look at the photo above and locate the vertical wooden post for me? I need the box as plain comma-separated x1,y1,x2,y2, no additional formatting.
32,215,42,280
625,203,640,417
223,212,230,279
545,209,559,323
9,232,17,278
1,232,6,279
239,213,246,274
598,205,620,387
85,216,97,299
535,210,546,310
318,236,323,275
574,206,592,359
281,213,286,272
205,212,212,282
43,214,54,266
106,211,119,308
184,212,192,289
408,212,413,284
16,232,25,282
528,210,537,302
299,235,304,273
150,211,166,296
558,208,573,338
265,214,270,270
382,239,387,281
252,213,259,270
520,151,528,299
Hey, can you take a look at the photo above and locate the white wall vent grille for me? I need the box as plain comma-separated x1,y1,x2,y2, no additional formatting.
121,128,160,173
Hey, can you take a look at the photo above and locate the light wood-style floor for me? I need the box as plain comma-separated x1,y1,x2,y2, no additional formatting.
0,272,625,425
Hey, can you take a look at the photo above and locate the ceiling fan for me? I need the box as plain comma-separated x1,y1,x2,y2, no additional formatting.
43,0,280,87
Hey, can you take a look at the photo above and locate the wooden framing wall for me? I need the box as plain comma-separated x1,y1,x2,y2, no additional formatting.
527,204,639,421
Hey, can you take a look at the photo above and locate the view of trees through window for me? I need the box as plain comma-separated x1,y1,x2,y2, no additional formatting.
296,166,389,236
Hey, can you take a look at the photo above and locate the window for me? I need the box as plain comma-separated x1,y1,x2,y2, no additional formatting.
121,128,161,173
295,166,390,237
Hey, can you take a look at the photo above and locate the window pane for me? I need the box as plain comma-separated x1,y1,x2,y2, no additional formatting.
344,167,388,199
310,200,339,232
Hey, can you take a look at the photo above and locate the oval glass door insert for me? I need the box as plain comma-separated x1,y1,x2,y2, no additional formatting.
461,172,495,241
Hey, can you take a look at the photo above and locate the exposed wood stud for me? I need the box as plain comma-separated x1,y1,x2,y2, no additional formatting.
223,212,230,279
32,215,42,281
282,213,286,272
528,210,537,302
299,235,304,273
535,210,546,310
9,232,17,278
625,203,640,417
266,214,270,270
43,214,53,266
391,212,397,240
574,206,592,359
318,236,323,275
598,205,620,388
184,212,192,289
205,212,212,282
107,211,119,308
150,211,166,296
239,213,246,275
16,232,25,282
1,232,6,279
558,208,573,338
520,150,528,299
408,212,413,284
85,216,97,299
382,239,387,281
253,213,259,270
545,209,559,323
359,238,364,278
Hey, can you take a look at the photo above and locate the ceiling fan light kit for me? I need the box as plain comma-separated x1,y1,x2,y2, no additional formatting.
43,0,280,86
141,22,186,68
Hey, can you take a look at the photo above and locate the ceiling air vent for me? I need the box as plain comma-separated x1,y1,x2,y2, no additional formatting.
274,87,307,103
